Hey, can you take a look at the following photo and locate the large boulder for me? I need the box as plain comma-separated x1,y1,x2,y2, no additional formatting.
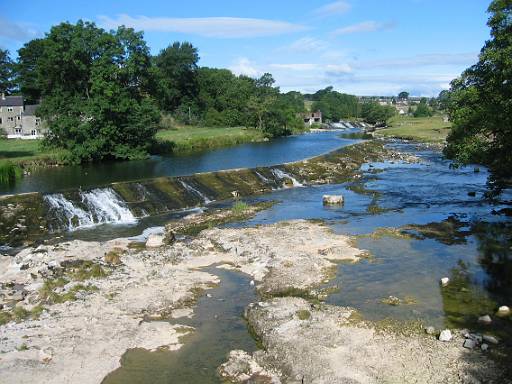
145,234,165,248
322,195,344,205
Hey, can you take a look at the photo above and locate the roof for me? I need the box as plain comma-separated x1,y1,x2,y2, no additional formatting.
24,104,39,116
0,96,24,107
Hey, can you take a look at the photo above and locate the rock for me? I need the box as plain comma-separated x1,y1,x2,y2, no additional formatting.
146,234,165,248
439,329,452,342
467,191,476,197
381,295,401,306
478,315,492,325
481,343,489,351
425,326,436,335
496,305,510,317
467,333,483,343
322,195,344,205
440,277,450,287
482,335,499,345
463,339,477,349
250,280,255,286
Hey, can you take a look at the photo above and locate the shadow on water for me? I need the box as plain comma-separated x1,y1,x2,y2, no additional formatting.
101,267,257,384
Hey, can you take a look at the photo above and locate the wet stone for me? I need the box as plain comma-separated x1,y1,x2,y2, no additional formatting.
463,339,477,349
439,329,452,342
478,315,492,325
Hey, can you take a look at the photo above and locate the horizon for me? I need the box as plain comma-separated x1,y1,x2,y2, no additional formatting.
0,0,491,97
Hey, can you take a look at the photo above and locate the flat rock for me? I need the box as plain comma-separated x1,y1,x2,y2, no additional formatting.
440,277,449,287
482,335,499,345
145,234,165,248
496,305,510,317
439,329,452,342
463,339,477,349
322,195,344,205
478,314,492,325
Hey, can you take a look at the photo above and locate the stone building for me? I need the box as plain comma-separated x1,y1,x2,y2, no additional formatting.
0,94,45,139
302,111,322,126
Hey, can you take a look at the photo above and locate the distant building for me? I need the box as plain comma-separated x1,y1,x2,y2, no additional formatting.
302,111,322,126
0,94,45,139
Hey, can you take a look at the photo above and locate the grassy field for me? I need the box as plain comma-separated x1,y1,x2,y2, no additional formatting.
155,125,266,154
377,115,451,143
0,139,62,164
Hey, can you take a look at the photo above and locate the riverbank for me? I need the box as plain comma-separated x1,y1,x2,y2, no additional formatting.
376,115,451,143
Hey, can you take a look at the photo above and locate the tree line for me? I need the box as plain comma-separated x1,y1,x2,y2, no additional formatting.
0,20,396,164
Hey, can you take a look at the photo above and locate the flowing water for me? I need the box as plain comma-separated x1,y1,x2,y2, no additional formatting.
0,130,358,195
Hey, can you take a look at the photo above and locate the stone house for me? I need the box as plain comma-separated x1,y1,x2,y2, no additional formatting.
302,111,322,126
0,94,45,139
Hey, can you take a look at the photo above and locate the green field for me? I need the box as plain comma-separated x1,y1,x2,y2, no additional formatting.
377,115,451,143
155,125,266,154
0,139,62,164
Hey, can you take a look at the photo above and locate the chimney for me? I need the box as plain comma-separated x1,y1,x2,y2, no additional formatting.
1,93,5,100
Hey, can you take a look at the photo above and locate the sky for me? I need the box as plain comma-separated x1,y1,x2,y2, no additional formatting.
0,0,492,96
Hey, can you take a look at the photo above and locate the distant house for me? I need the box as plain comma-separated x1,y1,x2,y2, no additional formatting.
0,94,45,139
302,111,322,126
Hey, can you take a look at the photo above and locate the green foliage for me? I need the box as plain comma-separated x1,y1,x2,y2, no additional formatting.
361,102,396,125
0,161,22,186
17,21,160,164
413,98,433,117
311,86,359,121
398,91,409,100
231,200,249,215
0,49,15,94
444,0,512,193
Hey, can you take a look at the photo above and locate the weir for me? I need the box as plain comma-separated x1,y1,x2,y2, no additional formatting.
0,141,386,246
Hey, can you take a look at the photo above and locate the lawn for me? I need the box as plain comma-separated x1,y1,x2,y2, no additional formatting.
155,125,266,154
377,115,451,143
0,139,61,164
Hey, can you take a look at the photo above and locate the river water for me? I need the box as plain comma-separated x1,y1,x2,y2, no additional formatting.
0,130,357,195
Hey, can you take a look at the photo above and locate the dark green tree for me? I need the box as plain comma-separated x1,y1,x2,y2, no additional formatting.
0,50,15,95
444,0,512,193
413,98,433,117
17,21,159,163
361,102,395,125
154,42,199,114
398,91,409,100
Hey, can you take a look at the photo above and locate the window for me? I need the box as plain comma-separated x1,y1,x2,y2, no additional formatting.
31,129,37,136
7,117,14,122
17,115,21,120
0,117,2,124
7,107,13,112
35,119,40,126
15,128,22,134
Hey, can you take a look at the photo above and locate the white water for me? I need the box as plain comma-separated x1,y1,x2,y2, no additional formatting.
255,171,269,183
44,188,136,231
179,180,212,204
271,169,303,187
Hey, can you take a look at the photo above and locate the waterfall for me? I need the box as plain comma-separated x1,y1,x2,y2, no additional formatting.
271,169,303,187
179,180,212,204
255,171,269,183
44,188,136,231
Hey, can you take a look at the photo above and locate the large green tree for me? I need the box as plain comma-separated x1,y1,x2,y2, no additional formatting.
444,0,512,193
311,87,359,121
413,98,433,117
154,42,199,115
17,21,159,163
0,50,15,95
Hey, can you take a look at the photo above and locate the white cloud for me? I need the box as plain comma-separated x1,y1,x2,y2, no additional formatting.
270,63,319,71
332,21,395,35
270,63,351,74
314,1,352,17
98,14,307,38
0,17,37,42
354,52,478,69
286,37,329,53
229,57,260,77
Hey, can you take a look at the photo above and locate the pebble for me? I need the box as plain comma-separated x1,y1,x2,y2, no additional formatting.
439,329,452,342
463,339,477,349
424,326,436,335
482,335,499,345
478,315,492,325
481,343,489,351
440,277,449,287
496,305,510,317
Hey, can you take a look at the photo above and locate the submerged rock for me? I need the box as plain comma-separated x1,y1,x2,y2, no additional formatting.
478,314,492,325
322,195,344,205
440,277,450,287
483,335,499,345
496,305,510,317
425,326,436,335
463,339,477,349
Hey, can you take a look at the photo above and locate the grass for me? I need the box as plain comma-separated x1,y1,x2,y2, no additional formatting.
0,161,22,186
155,125,266,155
377,115,451,143
0,138,63,165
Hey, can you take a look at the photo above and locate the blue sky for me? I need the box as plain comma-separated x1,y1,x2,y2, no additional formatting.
0,0,491,96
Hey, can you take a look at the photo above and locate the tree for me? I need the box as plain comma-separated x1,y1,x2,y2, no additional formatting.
311,87,358,121
413,98,433,117
154,42,199,113
0,50,15,95
361,102,395,125
398,91,409,100
17,21,159,163
444,0,512,193
437,90,450,110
